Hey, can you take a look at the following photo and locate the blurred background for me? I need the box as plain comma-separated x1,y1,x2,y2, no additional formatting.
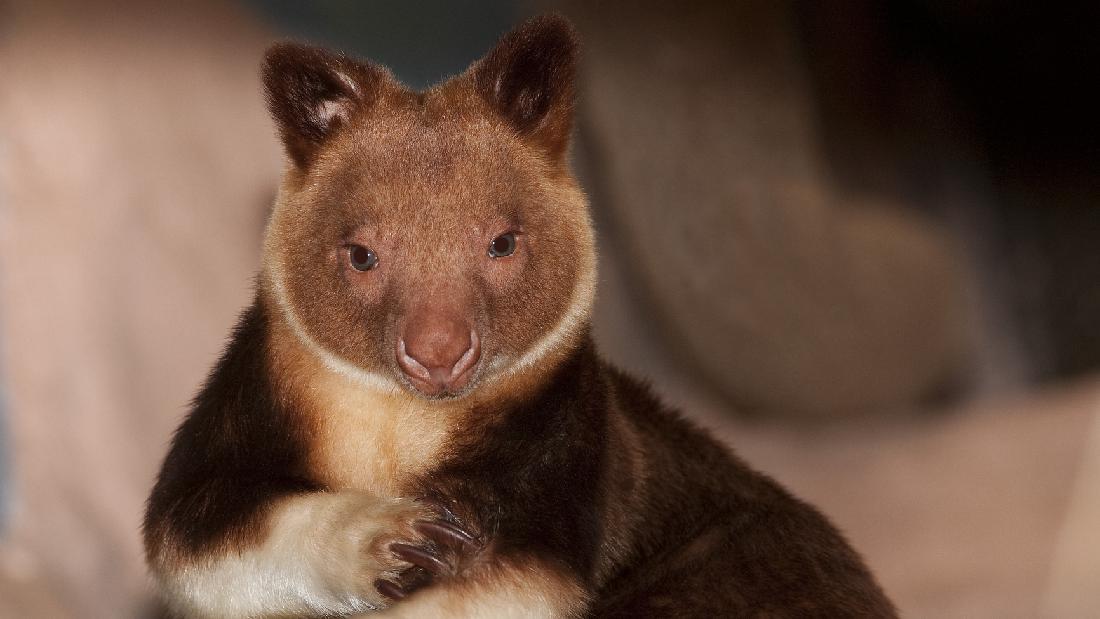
1,0,1098,616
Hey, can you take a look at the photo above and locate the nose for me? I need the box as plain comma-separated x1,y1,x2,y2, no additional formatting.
397,313,481,396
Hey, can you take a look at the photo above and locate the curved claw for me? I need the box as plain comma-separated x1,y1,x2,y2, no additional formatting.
391,542,452,577
414,519,479,552
374,578,407,601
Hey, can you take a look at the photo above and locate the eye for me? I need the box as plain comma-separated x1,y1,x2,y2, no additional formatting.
348,244,379,271
489,233,517,258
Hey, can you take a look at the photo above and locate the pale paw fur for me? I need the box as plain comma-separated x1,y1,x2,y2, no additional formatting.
309,494,450,610
156,492,477,618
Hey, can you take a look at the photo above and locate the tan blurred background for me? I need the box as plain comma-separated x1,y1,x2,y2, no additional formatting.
0,0,1098,616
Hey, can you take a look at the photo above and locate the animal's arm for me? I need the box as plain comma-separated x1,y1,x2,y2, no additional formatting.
143,400,454,616
145,476,448,618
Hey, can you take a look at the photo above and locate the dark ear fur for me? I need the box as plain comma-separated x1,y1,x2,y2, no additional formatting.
473,14,579,164
262,43,388,168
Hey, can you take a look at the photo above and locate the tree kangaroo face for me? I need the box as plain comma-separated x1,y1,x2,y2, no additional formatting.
261,31,594,400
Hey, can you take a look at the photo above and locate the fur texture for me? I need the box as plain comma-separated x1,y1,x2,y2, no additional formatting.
144,14,896,618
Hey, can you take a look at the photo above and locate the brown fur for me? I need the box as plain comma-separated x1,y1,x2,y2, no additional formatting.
144,14,896,618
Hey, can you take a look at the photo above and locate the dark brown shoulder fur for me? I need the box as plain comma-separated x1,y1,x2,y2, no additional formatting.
143,297,319,564
421,338,897,617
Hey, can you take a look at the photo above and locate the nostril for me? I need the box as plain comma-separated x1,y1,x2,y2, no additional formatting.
397,339,432,382
450,330,481,379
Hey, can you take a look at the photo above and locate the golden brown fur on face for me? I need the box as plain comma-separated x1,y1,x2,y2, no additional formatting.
262,36,595,403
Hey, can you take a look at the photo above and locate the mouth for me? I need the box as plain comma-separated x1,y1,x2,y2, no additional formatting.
395,347,483,401
397,365,480,400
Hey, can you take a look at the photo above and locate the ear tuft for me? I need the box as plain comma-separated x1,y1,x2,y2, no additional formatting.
473,14,579,164
262,43,387,168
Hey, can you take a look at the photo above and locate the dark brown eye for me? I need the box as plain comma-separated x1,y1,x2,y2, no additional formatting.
489,233,517,258
349,245,378,271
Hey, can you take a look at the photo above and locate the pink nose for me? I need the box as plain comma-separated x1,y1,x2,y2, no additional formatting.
397,314,481,396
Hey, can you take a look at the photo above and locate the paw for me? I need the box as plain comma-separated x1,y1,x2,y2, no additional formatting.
320,496,481,610
372,510,482,602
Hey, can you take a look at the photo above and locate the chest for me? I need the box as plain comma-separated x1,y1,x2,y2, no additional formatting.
265,310,457,496
304,374,454,496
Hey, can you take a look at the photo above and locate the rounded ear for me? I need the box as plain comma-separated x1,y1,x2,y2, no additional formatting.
472,14,579,165
262,43,389,169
